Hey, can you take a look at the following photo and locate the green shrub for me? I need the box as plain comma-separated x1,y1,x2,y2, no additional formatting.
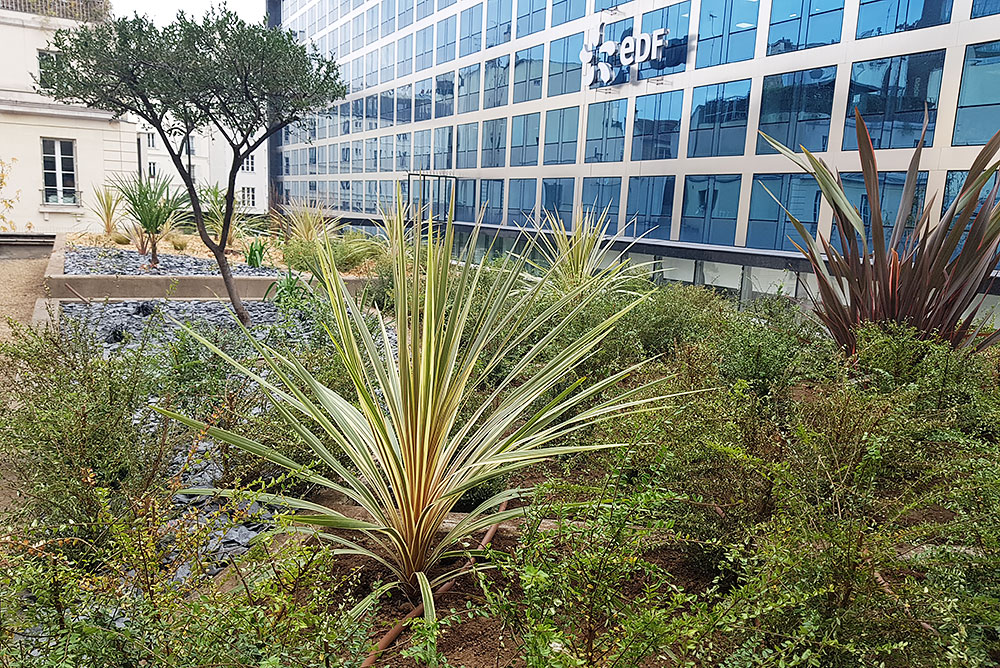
282,237,320,272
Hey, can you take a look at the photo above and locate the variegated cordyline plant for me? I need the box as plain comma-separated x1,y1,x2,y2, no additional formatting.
761,109,1000,353
155,198,672,609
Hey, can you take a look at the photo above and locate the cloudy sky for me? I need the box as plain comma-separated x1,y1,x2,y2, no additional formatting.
112,1,265,24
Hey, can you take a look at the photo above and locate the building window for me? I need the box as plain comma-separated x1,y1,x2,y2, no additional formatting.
954,40,1000,147
148,162,158,177
416,26,434,71
396,133,412,171
365,138,378,173
483,55,510,109
626,176,675,240
457,122,479,168
942,170,997,217
510,112,540,166
415,78,433,121
380,136,394,172
241,154,256,172
513,44,544,103
639,3,689,80
41,138,77,205
456,179,477,221
435,71,455,118
352,140,364,174
480,179,504,224
768,0,843,54
585,98,627,163
482,118,507,167
595,0,631,11
460,3,483,56
581,177,622,232
508,178,537,226
366,5,379,44
352,15,364,51
340,103,351,136
856,0,951,39
548,33,583,97
757,66,836,154
433,127,453,170
680,174,741,246
147,132,156,148
748,174,820,251
365,180,378,214
696,0,758,69
352,181,363,213
365,51,379,88
551,0,584,26
241,187,257,209
458,64,481,114
544,106,579,165
381,90,395,128
381,43,395,83
398,0,414,25
398,34,413,77
417,0,433,20
594,19,632,88
843,50,945,150
486,0,512,47
340,142,351,174
413,129,431,170
437,15,457,64
396,84,413,124
688,78,751,157
516,0,545,37
833,171,928,249
542,178,574,225
366,95,379,130
382,0,396,36
352,99,364,133
632,90,683,161
972,0,1000,17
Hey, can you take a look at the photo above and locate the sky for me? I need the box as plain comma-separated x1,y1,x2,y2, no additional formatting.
112,1,265,24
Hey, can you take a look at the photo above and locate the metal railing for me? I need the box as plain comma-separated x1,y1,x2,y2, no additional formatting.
0,0,109,22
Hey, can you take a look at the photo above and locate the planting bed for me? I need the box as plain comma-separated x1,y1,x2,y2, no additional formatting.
64,245,281,277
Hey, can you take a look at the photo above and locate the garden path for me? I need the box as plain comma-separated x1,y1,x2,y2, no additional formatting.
0,257,46,341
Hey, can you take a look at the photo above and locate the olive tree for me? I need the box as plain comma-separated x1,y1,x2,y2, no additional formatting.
38,7,345,325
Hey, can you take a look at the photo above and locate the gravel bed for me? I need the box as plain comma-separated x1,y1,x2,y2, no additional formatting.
64,245,282,277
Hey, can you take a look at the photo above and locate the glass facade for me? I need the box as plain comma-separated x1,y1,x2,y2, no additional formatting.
277,0,1000,262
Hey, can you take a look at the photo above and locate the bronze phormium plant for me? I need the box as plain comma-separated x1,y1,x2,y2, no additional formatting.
762,109,1000,353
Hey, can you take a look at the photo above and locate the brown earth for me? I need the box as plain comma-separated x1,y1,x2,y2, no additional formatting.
0,257,46,340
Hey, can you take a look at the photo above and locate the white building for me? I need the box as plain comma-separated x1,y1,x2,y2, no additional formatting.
0,1,137,234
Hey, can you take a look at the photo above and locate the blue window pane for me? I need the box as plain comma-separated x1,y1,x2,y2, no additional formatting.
757,66,836,154
639,2,690,80
688,79,751,157
457,122,478,169
954,40,1000,147
943,170,998,215
484,55,510,109
513,44,544,103
633,90,683,161
397,34,413,77
843,50,945,150
768,0,843,54
748,174,821,251
481,179,505,224
396,84,413,124
414,78,432,121
595,0,631,11
437,15,457,65
544,106,579,165
417,0,433,20
548,32,583,97
399,0,414,27
456,179,477,221
380,136,394,172
435,71,455,118
511,112,540,166
352,99,363,133
340,103,351,136
351,57,362,94
365,51,378,88
380,90,395,128
516,0,546,37
542,178,574,225
696,0,758,68
382,0,396,37
832,171,928,249
365,180,377,214
365,137,378,172
352,181,362,213
680,174,741,245
458,64,481,114
585,98,627,163
396,132,411,171
582,177,622,233
365,95,379,130
486,0,513,47
591,18,632,88
508,178,537,226
551,0,584,26
352,140,363,173
972,0,1000,16
482,117,507,167
856,0,952,39
366,6,379,45
434,126,453,170
416,26,434,71
626,176,675,240
460,3,483,57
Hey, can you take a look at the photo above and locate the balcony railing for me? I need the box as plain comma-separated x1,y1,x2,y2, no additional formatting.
0,0,109,22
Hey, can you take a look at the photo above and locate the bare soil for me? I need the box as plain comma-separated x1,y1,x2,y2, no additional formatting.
0,257,46,340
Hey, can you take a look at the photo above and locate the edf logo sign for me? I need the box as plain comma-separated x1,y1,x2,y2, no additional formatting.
580,26,671,86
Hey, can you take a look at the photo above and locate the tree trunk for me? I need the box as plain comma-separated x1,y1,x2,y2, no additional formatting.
150,238,159,266
213,244,251,326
